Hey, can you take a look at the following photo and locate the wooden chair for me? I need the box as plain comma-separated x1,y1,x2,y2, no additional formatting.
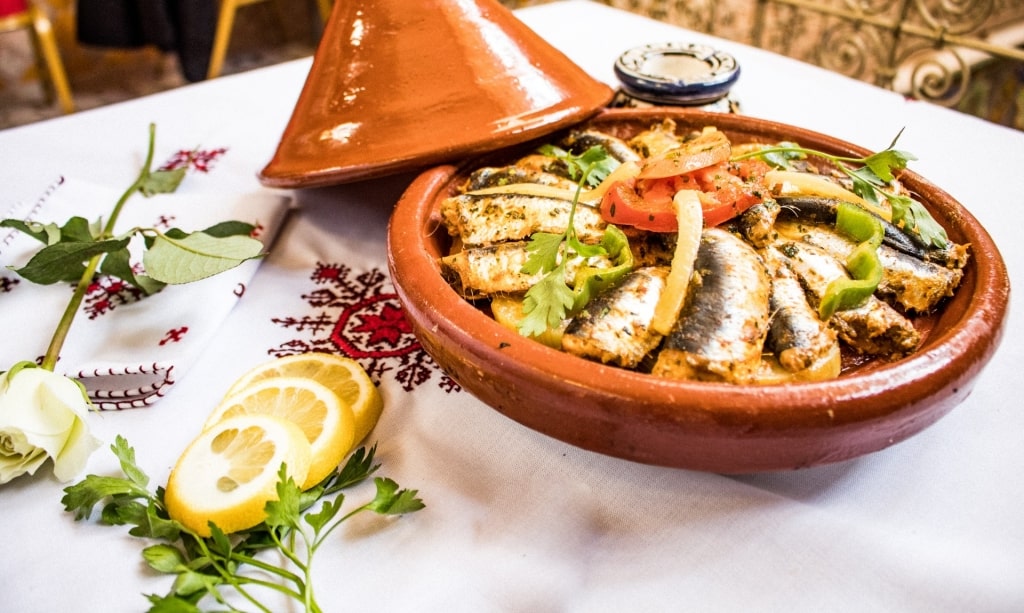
0,0,74,113
207,0,334,80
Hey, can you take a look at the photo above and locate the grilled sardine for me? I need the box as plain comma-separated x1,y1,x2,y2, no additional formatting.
776,196,970,269
736,198,781,248
763,247,839,372
440,193,606,247
560,129,643,164
775,220,962,312
562,266,670,368
771,240,920,355
652,228,772,383
441,241,615,299
465,166,578,191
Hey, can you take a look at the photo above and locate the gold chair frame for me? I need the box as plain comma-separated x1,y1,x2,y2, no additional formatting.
0,1,74,113
207,0,333,80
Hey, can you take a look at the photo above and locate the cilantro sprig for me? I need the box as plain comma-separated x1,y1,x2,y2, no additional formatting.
62,436,424,613
518,145,629,336
732,130,949,248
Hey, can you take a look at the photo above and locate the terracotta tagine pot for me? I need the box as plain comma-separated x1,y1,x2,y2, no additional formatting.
386,107,1010,473
259,0,614,188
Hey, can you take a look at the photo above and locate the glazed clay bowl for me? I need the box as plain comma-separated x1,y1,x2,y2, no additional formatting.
259,0,612,188
386,108,1010,473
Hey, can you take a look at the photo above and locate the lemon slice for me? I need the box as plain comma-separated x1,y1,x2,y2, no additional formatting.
225,353,384,445
206,376,355,489
165,414,312,536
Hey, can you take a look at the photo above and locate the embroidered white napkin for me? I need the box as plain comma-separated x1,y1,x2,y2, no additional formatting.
0,176,291,410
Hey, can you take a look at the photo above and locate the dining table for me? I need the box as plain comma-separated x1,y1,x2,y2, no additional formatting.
1,1,1022,611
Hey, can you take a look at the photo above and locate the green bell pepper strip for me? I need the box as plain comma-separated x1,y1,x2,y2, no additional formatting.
818,203,884,320
570,224,634,313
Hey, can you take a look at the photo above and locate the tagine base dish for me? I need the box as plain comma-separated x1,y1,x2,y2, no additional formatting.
386,108,1009,473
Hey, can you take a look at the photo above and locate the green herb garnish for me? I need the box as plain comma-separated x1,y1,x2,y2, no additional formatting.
733,130,949,248
518,145,630,337
61,436,424,613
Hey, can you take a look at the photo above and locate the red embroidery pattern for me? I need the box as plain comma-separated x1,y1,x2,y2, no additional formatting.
154,214,176,229
160,327,190,345
83,272,145,319
159,148,229,173
272,263,459,393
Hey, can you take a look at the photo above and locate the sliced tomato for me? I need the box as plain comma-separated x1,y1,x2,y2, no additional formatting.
730,158,772,182
600,177,678,232
638,127,731,179
600,159,771,230
637,176,677,207
689,162,767,226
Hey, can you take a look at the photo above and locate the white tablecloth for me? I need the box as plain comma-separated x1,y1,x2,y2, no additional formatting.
1,2,1021,611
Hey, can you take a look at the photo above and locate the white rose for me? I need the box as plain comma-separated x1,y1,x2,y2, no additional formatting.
0,363,102,484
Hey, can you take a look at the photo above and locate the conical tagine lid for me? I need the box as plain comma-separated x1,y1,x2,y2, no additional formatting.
259,0,613,188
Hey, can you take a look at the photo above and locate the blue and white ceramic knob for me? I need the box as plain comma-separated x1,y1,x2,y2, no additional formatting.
611,42,741,111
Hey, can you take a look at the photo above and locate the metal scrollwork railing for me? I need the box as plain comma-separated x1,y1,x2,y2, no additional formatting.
596,0,1024,128
750,0,1024,108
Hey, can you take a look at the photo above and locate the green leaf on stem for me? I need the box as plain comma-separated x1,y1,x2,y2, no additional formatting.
757,141,804,169
143,231,264,284
60,216,100,243
65,439,423,612
99,246,166,295
521,232,565,276
200,220,256,238
169,570,218,599
145,592,203,613
10,237,130,284
144,544,188,574
518,145,628,337
863,147,915,182
323,444,379,496
846,166,886,205
264,464,303,531
304,497,344,534
61,473,152,520
520,264,575,336
889,193,949,248
206,524,232,559
140,168,187,197
367,477,425,515
0,218,56,243
112,434,150,488
130,501,182,541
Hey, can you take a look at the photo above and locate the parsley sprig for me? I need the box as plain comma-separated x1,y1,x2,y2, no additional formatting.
518,145,628,336
62,436,424,613
732,130,949,248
